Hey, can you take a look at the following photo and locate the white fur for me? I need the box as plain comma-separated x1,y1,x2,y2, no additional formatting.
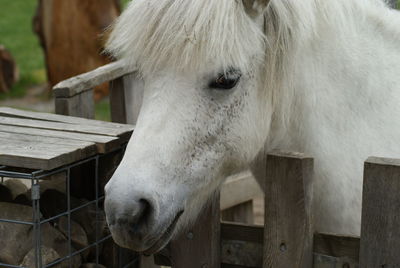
105,0,400,249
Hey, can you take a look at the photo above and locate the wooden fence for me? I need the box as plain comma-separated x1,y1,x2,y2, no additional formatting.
153,153,400,268
53,61,400,268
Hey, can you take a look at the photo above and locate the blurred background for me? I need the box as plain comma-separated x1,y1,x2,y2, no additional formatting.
0,0,130,121
0,0,399,122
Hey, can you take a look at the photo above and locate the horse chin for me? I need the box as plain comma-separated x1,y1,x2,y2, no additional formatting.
141,210,184,255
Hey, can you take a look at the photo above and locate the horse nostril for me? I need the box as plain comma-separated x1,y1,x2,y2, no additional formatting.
125,198,154,233
137,198,152,225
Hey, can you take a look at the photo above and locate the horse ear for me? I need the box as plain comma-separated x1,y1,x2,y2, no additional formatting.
242,0,271,18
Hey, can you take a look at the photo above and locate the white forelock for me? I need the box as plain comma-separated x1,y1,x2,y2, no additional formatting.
106,0,265,74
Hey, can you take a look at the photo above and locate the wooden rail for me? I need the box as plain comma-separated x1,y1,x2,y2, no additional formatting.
53,60,137,120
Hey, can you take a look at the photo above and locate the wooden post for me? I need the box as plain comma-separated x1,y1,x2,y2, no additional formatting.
221,200,254,224
359,157,400,267
263,152,313,268
55,90,95,119
170,193,221,268
110,77,127,124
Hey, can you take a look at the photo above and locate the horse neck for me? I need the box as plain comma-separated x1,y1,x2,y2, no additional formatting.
266,0,400,152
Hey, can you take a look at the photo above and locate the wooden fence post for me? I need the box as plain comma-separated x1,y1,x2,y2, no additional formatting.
263,152,314,268
110,77,127,124
221,200,254,224
359,157,400,267
55,90,95,119
170,193,221,268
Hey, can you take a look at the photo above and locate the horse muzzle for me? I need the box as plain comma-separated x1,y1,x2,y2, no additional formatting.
104,190,184,253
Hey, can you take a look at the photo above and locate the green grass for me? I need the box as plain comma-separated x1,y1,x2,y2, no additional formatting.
95,98,111,122
0,0,46,100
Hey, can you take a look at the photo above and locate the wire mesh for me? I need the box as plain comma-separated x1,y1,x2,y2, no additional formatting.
0,148,139,268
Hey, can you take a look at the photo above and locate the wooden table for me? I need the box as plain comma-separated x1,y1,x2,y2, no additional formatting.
0,107,134,170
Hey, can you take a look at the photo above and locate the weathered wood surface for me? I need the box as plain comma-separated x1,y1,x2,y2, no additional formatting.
34,0,121,99
0,108,134,170
313,233,359,263
221,200,254,224
263,152,314,268
0,107,131,130
110,77,127,124
0,132,96,170
156,220,360,268
0,125,120,154
55,89,95,119
313,254,358,268
221,171,263,210
359,157,400,268
170,194,221,268
0,116,132,140
53,60,136,98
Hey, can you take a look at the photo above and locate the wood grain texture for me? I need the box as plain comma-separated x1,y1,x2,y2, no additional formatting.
0,116,130,140
157,222,361,268
0,107,131,130
110,76,127,124
170,194,221,268
313,233,359,262
220,171,263,210
0,125,120,154
55,90,95,119
0,108,133,169
221,200,254,224
53,60,136,98
263,152,314,268
359,157,400,268
313,253,359,268
0,132,96,170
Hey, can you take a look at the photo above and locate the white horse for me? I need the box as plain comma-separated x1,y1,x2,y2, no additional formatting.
104,0,400,254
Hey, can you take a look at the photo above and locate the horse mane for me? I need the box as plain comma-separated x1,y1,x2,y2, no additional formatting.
106,0,389,76
105,0,265,75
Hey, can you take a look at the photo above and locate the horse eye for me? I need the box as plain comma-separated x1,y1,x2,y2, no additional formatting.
209,70,241,90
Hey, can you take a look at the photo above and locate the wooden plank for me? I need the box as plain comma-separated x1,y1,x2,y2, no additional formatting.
359,157,400,268
170,194,221,268
53,60,136,98
55,89,95,119
263,152,314,268
157,221,361,268
313,233,359,262
222,239,263,268
0,116,131,141
110,76,127,124
0,106,132,130
0,133,96,170
313,254,358,268
220,171,263,210
221,200,254,224
0,125,120,153
221,222,264,244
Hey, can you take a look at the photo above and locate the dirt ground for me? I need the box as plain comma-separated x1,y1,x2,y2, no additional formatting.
0,84,53,113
